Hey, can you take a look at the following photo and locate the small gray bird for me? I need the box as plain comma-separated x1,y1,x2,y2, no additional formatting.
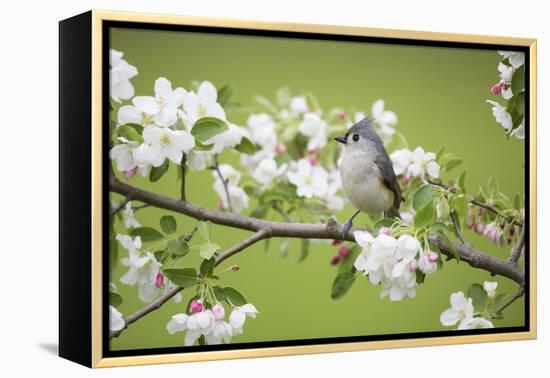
334,117,402,236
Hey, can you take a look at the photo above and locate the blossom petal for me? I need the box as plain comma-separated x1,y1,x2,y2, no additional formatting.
440,308,460,326
198,81,218,102
166,314,188,334
133,96,160,114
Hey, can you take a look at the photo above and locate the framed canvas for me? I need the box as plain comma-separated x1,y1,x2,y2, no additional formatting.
59,10,537,368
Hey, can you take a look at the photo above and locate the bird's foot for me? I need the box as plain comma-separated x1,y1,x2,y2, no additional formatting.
340,219,353,239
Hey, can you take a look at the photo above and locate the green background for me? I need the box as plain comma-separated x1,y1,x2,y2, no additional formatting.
109,27,525,351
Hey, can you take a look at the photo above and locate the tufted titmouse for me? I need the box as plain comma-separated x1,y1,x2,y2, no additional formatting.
334,117,402,235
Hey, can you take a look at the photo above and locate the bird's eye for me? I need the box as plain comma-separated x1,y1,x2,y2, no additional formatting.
352,134,359,142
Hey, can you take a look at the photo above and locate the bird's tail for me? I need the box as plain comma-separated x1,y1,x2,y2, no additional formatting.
384,206,402,220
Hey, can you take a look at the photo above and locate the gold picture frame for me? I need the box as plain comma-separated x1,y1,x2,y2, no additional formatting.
59,10,537,368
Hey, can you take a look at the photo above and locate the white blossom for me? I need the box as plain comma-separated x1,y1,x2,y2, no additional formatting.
110,49,138,102
117,234,162,303
109,305,125,332
205,123,247,154
497,62,514,82
212,164,249,213
298,113,328,151
320,170,344,212
187,150,214,171
511,119,525,140
483,281,498,298
141,126,195,167
390,149,413,176
287,159,328,199
252,158,287,187
290,96,309,115
487,100,513,132
109,137,149,177
371,99,398,137
229,304,258,334
408,147,440,179
117,78,185,127
179,81,226,129
440,292,474,329
460,317,494,329
498,51,525,69
246,113,278,152
122,202,140,229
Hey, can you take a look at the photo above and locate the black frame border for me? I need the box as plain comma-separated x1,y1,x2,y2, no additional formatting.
101,20,531,359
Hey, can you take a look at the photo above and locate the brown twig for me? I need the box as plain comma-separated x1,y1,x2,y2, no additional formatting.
496,286,525,314
111,196,131,216
509,224,526,264
213,155,234,213
110,228,268,339
427,179,523,227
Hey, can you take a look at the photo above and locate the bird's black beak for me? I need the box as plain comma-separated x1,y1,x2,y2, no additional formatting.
334,135,347,145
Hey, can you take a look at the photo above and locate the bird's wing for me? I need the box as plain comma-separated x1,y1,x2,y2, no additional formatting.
374,149,402,210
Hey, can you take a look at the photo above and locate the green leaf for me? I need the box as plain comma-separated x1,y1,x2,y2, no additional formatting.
193,139,215,151
198,221,212,241
414,200,436,229
488,176,499,194
199,242,220,260
452,196,469,223
445,157,463,172
276,86,291,107
338,245,361,274
217,85,233,107
234,137,259,155
212,286,227,301
253,95,278,114
514,192,522,210
160,215,177,234
117,124,143,143
149,160,169,182
513,91,525,117
250,205,269,219
191,117,228,142
468,283,488,309
458,170,467,192
131,227,164,242
200,258,216,277
435,145,447,160
299,239,310,262
304,91,321,112
331,272,356,300
413,185,436,211
167,238,189,257
223,287,247,306
162,268,198,288
511,65,525,95
109,291,123,307
416,270,426,285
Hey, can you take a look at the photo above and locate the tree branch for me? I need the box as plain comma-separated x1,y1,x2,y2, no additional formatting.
108,174,526,339
111,196,131,216
509,224,526,264
427,179,523,227
110,228,268,339
213,155,234,213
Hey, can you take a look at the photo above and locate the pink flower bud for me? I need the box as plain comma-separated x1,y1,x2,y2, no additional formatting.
466,218,475,229
407,259,418,272
338,111,348,120
332,239,342,246
427,251,439,262
124,166,138,180
306,156,317,165
190,299,203,314
338,246,350,258
330,255,341,265
379,227,391,236
275,143,287,154
155,273,164,288
218,200,225,210
475,223,485,235
491,83,502,95
402,175,411,185
211,303,225,320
